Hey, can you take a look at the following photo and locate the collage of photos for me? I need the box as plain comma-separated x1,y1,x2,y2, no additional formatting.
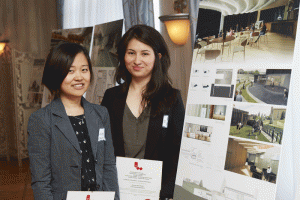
190,67,235,101
174,0,297,199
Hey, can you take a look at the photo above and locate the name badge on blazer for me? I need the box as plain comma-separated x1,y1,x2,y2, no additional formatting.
98,128,106,141
162,115,169,128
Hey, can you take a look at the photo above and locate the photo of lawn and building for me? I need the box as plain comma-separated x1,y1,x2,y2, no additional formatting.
234,69,291,106
230,104,286,144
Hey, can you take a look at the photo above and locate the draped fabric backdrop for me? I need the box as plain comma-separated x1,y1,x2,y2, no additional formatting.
0,0,58,160
0,0,58,59
122,0,155,31
189,0,200,49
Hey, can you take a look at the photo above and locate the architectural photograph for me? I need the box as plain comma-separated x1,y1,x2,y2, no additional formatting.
230,104,286,144
91,20,123,68
235,69,291,105
225,138,281,184
51,26,93,54
193,0,298,64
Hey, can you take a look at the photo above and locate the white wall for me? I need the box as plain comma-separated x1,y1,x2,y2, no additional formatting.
159,0,193,106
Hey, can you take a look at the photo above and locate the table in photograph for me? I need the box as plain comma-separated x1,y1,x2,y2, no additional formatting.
211,36,235,55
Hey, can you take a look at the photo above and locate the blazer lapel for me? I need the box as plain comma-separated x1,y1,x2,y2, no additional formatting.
144,109,162,159
111,87,127,157
82,98,98,159
51,98,81,154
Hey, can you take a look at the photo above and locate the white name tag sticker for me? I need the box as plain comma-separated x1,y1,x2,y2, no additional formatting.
162,115,169,128
98,128,106,141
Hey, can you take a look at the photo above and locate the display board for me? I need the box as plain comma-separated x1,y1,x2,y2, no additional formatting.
86,19,123,104
174,3,298,200
42,19,123,107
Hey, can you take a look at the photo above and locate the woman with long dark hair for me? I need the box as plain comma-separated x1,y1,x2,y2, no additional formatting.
101,24,185,199
28,42,119,200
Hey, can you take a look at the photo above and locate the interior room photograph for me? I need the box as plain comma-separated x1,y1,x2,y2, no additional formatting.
193,0,299,63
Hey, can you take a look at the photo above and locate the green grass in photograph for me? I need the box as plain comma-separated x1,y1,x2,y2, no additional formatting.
230,126,270,142
263,120,285,130
236,82,242,90
241,82,257,103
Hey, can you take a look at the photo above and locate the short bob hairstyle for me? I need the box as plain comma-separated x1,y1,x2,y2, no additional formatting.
115,25,172,113
42,42,93,99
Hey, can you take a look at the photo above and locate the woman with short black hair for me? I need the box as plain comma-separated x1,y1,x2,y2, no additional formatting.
28,42,119,200
101,24,185,199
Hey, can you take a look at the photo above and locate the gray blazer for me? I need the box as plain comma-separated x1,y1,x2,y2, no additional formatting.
28,97,119,200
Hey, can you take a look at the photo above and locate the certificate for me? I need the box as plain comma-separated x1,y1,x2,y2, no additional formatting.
66,191,115,200
116,157,163,200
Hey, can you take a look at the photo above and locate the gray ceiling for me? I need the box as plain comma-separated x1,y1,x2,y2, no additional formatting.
199,0,289,16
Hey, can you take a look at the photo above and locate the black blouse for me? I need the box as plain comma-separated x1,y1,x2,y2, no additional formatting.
69,114,97,191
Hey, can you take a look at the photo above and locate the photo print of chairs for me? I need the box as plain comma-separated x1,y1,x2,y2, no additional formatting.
193,3,297,64
225,138,280,184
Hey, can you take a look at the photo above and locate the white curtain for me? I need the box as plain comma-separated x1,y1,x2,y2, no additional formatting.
62,0,124,29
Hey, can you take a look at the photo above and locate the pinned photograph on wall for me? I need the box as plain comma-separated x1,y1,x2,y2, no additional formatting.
192,1,298,64
234,69,291,106
230,104,286,145
91,19,123,68
86,19,123,104
225,137,280,184
51,26,93,54
85,67,116,104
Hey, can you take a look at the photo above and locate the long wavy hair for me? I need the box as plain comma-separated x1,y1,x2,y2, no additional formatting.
115,24,177,117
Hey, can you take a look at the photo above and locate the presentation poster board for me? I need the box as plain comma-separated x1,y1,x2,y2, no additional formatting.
174,1,298,199
86,19,123,104
42,19,123,107
51,26,93,54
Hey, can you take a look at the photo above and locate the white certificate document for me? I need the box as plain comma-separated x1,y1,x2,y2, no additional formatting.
66,191,115,200
116,157,163,200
